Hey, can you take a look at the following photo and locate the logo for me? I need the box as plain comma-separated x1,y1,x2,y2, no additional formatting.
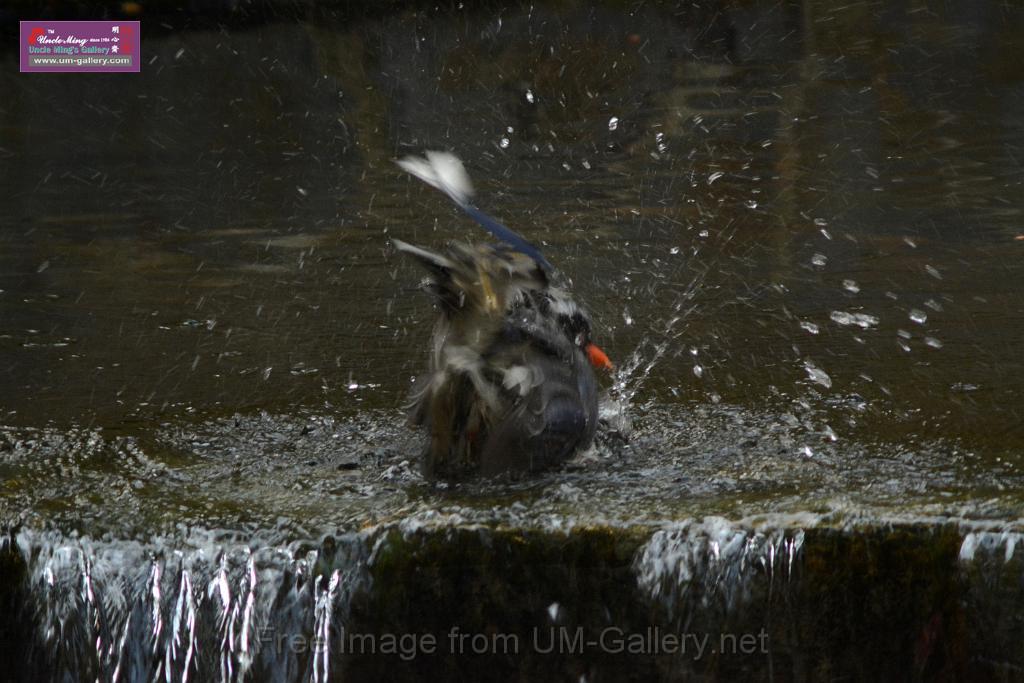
20,21,141,73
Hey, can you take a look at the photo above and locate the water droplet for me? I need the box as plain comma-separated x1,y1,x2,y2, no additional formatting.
698,230,709,238
924,336,943,349
623,308,633,326
669,246,680,255
525,89,535,104
842,279,860,293
262,367,273,381
693,365,703,378
897,329,912,339
608,116,619,131
499,137,510,148
296,186,308,197
803,360,832,388
811,253,828,267
708,171,724,184
744,200,758,209
925,264,942,280
909,309,927,324
830,311,879,328
800,321,820,335
924,299,944,312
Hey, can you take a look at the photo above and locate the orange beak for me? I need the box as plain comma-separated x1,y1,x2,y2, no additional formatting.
585,343,613,371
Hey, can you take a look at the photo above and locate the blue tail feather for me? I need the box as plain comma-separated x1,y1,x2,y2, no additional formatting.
459,203,553,271
397,152,553,272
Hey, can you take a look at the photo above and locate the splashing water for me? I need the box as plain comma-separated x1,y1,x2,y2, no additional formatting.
599,202,750,438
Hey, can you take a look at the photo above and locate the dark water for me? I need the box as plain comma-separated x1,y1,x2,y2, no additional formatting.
2,1,1024,680
4,0,1024,513
3,1,1023,452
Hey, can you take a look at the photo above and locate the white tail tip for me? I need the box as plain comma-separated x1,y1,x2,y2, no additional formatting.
396,151,475,206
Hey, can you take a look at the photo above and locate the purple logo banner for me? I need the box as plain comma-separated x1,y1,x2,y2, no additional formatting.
20,21,140,73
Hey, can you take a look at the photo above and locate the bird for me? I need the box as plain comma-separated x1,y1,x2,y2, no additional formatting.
393,151,613,479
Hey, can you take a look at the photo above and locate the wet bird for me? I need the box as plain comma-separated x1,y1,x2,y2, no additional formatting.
394,152,613,479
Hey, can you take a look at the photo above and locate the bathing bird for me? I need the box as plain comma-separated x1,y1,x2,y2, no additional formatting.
394,152,612,479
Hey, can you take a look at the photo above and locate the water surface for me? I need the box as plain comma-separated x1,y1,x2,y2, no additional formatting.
3,3,1023,455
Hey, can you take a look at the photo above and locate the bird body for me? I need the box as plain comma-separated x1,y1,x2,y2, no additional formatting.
394,153,611,479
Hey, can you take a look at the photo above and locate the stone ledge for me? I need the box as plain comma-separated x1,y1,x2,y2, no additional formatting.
1,519,1021,681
